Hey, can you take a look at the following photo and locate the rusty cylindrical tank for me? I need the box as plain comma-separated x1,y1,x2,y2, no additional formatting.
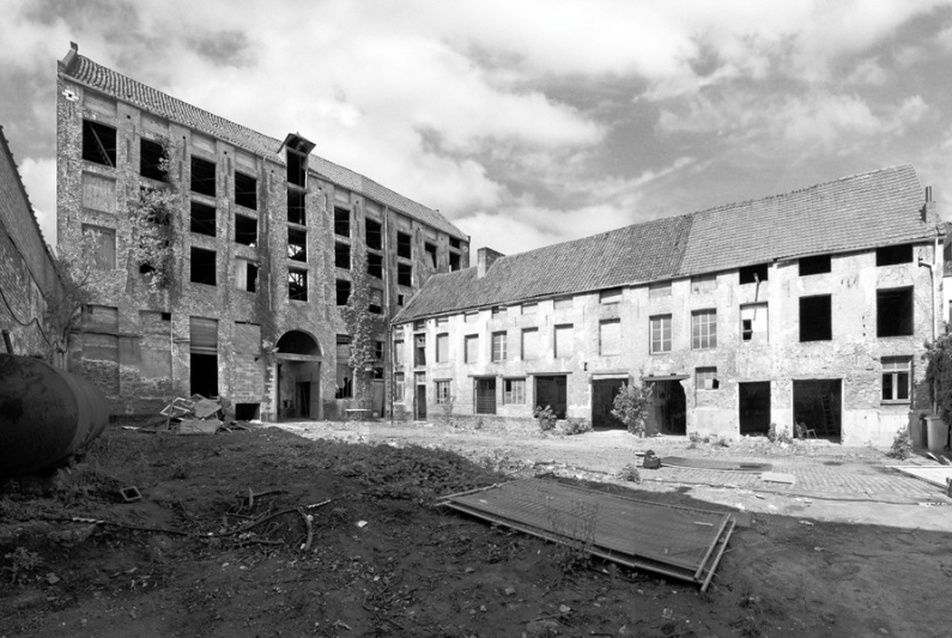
0,354,109,476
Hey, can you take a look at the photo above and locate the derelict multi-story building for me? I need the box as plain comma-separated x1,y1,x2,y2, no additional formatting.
56,44,469,420
394,166,944,445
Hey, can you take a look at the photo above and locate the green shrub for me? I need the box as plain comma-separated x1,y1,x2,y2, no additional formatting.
563,418,592,436
534,405,558,432
887,426,913,460
617,463,641,483
611,383,652,436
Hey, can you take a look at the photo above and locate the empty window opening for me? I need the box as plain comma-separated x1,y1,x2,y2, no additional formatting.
464,335,479,363
450,237,461,250
741,303,768,344
449,252,461,271
336,279,351,305
492,331,507,362
877,287,914,337
397,294,405,306
415,334,427,366
692,309,717,349
234,214,257,246
503,378,526,405
368,253,383,279
649,315,672,353
140,138,167,181
876,243,913,266
491,306,507,318
799,254,831,276
234,171,257,210
82,119,116,167
334,207,350,237
287,227,307,262
739,263,769,284
696,367,719,392
336,335,353,399
398,263,412,287
335,242,351,269
397,232,412,259
366,218,382,250
600,288,623,304
799,294,832,341
287,149,307,187
369,289,383,315
235,403,260,421
882,357,911,402
190,201,217,236
288,268,308,301
425,242,437,268
190,156,216,197
287,188,306,224
190,247,217,286
236,260,257,293
475,378,497,415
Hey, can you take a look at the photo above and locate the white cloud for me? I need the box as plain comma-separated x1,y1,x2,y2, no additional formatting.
16,156,57,248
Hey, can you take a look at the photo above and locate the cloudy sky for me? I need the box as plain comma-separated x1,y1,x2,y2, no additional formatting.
3,0,952,255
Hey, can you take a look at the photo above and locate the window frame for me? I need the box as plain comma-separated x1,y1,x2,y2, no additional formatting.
649,314,672,354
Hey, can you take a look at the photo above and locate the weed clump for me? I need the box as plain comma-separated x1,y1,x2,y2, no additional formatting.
887,426,913,460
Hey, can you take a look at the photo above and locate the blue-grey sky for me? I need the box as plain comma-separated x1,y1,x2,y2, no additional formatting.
3,0,952,255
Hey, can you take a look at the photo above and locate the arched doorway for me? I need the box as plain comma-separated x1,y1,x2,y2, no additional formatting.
275,330,322,420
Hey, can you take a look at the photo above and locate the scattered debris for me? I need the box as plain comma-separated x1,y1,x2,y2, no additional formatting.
761,472,796,485
661,457,773,472
119,486,142,503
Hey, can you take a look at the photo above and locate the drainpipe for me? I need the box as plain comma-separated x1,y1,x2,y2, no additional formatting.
918,236,939,415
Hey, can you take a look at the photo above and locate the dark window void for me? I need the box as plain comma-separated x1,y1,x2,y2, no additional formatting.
368,252,383,279
397,232,412,259
799,294,832,341
82,119,116,167
240,262,258,293
369,289,383,315
190,247,217,286
287,149,307,187
288,227,307,262
234,171,257,210
425,242,437,268
288,268,307,301
190,353,218,398
398,263,412,287
235,403,260,420
140,138,166,181
799,254,831,276
475,378,497,415
190,201,217,236
366,218,382,250
334,207,350,237
449,252,461,271
877,287,914,337
235,214,257,246
190,156,216,197
415,334,426,367
877,243,913,266
449,236,461,250
288,188,306,224
335,242,351,269
739,263,769,284
336,279,351,305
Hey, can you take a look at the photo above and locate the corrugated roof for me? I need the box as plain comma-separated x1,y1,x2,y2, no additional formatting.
62,53,467,240
397,165,940,322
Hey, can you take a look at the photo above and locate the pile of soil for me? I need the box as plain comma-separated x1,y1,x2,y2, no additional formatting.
1,424,948,637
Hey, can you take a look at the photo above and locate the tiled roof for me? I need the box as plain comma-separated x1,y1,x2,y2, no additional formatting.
395,215,692,321
397,165,941,322
62,53,467,240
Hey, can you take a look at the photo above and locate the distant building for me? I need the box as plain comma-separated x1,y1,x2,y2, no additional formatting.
0,125,64,362
56,44,469,419
395,165,944,445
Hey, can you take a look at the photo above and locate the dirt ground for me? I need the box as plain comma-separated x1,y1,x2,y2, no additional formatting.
2,419,951,638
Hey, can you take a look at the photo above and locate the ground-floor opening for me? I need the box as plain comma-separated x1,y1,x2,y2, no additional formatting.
475,377,497,415
647,378,687,435
793,379,842,441
235,403,260,421
592,378,625,429
189,352,219,398
415,374,427,420
535,375,567,419
276,360,321,420
739,381,771,435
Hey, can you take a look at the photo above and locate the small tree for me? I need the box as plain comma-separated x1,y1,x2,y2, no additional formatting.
340,249,379,407
924,332,952,424
128,139,177,294
611,382,653,436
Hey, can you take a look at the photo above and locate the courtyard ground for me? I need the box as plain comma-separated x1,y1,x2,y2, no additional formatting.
1,417,950,637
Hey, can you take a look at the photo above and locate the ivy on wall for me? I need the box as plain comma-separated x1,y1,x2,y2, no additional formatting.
128,139,178,294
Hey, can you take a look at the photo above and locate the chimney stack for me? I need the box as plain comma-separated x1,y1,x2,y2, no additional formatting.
477,247,504,279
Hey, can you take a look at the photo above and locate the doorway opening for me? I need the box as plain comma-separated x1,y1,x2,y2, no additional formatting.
415,376,427,420
190,352,218,398
274,330,322,420
535,375,567,419
793,379,841,441
592,378,625,429
648,379,686,435
739,381,771,435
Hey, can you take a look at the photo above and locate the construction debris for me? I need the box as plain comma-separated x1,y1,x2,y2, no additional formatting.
761,472,796,485
156,394,227,434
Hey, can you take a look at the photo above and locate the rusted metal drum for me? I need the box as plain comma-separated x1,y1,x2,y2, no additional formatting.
0,354,109,476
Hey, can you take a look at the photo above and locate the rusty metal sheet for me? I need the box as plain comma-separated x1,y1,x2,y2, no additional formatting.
440,478,735,590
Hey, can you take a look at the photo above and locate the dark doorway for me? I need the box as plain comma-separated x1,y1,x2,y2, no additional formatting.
277,361,320,420
475,378,497,415
415,383,427,420
649,379,686,434
739,382,771,435
592,378,625,429
296,382,311,418
535,375,567,418
793,379,841,440
190,353,218,398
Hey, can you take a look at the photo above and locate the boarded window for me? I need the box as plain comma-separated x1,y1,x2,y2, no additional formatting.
492,332,507,362
84,305,119,333
234,171,257,210
336,242,351,269
236,259,257,293
235,214,257,246
82,172,116,213
139,310,171,380
334,207,350,237
288,188,306,224
882,357,911,402
521,328,539,360
288,228,307,262
696,367,719,391
877,287,914,337
436,333,449,362
336,279,351,305
475,378,496,415
366,218,382,250
799,254,831,276
393,340,404,367
741,303,768,344
465,335,479,363
394,372,405,400
190,247,217,286
554,324,573,357
397,232,412,258
503,378,526,405
288,268,308,301
739,263,769,284
876,244,913,266
649,315,671,354
234,322,261,355
140,138,167,181
190,156,216,197
599,319,621,356
82,224,116,269
191,201,217,236
189,316,218,352
691,309,717,349
82,119,116,167
800,295,832,342
398,263,412,287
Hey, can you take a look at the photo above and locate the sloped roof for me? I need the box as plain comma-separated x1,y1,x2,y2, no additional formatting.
61,52,467,240
397,165,941,322
395,215,692,320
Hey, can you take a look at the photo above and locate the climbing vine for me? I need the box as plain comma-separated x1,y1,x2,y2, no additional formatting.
340,248,382,406
924,333,952,423
128,139,177,294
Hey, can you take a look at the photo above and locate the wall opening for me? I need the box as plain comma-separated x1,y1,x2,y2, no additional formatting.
287,227,307,262
190,247,217,286
425,242,437,268
415,374,427,420
397,232,412,258
367,252,383,279
190,201,217,236
335,242,351,269
366,218,382,250
876,243,913,266
449,252,461,271
535,375,567,419
877,287,913,337
140,138,166,181
592,378,625,429
190,156,216,197
475,377,497,415
739,381,771,435
234,214,257,245
235,403,260,421
190,353,219,398
82,119,116,167
799,254,831,276
739,263,768,284
287,188,306,224
234,171,257,209
336,279,351,305
793,379,841,441
334,207,350,237
398,263,412,287
648,379,686,435
799,294,831,341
